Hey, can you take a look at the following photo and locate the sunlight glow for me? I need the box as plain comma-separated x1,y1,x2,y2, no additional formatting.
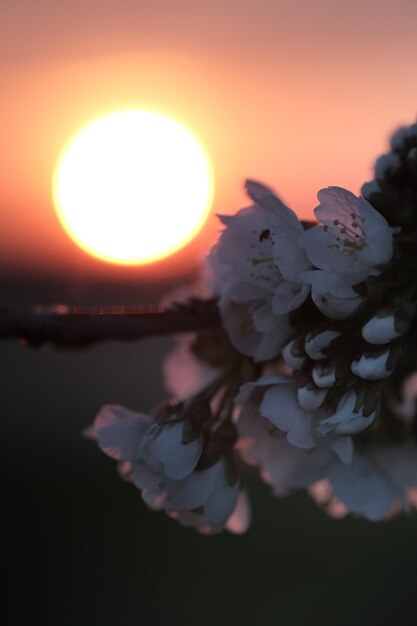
52,110,214,264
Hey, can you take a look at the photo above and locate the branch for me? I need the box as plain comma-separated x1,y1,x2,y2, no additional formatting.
0,298,221,349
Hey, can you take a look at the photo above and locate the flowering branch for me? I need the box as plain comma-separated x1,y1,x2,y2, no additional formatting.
0,298,221,348
6,118,417,534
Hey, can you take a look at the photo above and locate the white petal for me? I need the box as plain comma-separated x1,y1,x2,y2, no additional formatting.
301,269,364,296
235,373,290,404
252,301,281,333
203,461,240,526
94,404,152,461
318,393,376,435
261,384,314,448
316,187,389,234
361,226,394,266
312,365,337,388
362,315,402,344
331,436,353,464
255,316,294,362
329,454,394,520
214,204,281,290
310,289,362,320
334,413,375,435
351,351,391,381
282,337,306,370
301,270,364,319
166,463,220,510
219,288,290,362
304,329,341,360
245,179,299,232
297,385,327,410
271,281,309,314
153,422,202,480
132,463,169,509
300,187,394,279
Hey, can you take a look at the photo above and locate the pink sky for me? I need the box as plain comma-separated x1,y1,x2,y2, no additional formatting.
2,0,417,279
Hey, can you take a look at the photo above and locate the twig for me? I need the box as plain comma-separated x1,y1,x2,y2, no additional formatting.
0,298,221,349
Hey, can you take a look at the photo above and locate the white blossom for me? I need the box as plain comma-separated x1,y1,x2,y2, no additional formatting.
206,180,311,361
158,457,241,532
82,125,417,533
236,398,353,496
91,404,244,534
245,180,311,294
92,404,152,461
237,389,417,521
299,187,395,319
237,374,315,449
326,445,417,521
301,269,364,319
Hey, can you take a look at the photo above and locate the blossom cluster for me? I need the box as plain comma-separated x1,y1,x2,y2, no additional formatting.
88,121,417,533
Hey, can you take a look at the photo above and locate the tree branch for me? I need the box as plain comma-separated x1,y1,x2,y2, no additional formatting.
0,298,221,349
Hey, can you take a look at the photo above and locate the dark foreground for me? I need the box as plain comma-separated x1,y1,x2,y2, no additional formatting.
2,277,417,626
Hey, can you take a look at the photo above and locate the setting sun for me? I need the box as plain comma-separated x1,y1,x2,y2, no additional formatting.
52,110,214,265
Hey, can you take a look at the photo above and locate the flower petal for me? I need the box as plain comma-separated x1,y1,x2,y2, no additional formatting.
94,404,152,461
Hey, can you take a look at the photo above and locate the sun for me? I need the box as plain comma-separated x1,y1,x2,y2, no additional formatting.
52,110,214,265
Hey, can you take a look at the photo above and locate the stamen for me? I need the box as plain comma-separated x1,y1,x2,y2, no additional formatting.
323,217,366,255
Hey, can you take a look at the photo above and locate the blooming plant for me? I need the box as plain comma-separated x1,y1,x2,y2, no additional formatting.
4,120,417,533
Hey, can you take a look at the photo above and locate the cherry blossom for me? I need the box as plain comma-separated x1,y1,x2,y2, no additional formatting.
207,180,311,361
299,187,396,319
81,118,417,531
91,404,245,534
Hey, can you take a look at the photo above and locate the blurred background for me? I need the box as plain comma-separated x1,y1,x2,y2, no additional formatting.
2,1,417,624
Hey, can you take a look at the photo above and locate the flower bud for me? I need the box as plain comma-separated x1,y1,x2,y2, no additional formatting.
362,309,408,345
317,385,379,436
360,180,381,198
333,409,375,436
390,126,411,151
351,349,391,381
374,153,401,180
297,382,327,410
312,363,337,388
304,329,341,360
282,336,305,370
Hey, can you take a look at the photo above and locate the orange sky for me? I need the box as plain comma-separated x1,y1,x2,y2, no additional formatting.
2,0,417,280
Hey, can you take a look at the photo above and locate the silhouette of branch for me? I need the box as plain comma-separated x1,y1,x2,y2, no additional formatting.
0,299,221,349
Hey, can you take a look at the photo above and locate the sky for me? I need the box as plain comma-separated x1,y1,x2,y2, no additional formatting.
2,0,417,279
